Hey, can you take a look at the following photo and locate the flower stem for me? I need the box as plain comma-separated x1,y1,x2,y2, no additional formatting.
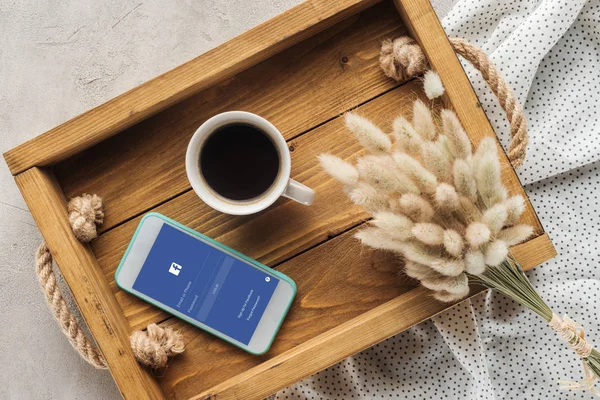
469,256,553,321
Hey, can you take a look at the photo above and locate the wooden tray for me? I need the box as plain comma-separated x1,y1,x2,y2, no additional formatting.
4,0,556,399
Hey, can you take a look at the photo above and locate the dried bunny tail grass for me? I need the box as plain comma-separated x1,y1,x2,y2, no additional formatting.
393,153,438,194
436,135,454,157
484,240,509,266
497,224,534,246
365,153,397,169
482,203,508,234
412,223,444,245
355,228,404,252
443,229,464,257
372,211,414,241
393,116,423,154
465,222,491,248
433,290,468,302
504,195,526,225
421,141,452,182
453,159,477,201
318,154,359,186
395,241,444,266
464,250,486,275
434,183,460,211
423,70,445,100
421,273,469,296
441,109,472,159
357,156,419,194
413,100,437,141
388,198,402,213
471,135,496,164
473,137,507,207
399,193,435,222
345,113,391,154
442,219,467,237
404,261,444,281
476,159,507,207
349,182,390,213
458,196,482,222
429,258,466,277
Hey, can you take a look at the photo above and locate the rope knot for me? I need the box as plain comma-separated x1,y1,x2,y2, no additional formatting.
67,193,104,243
130,324,185,369
379,37,427,81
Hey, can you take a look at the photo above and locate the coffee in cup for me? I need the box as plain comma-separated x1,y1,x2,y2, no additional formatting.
186,111,315,215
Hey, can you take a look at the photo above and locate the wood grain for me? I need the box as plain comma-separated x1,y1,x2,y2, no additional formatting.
393,0,544,233
92,82,430,331
511,233,556,271
3,0,384,176
14,168,164,400
51,1,406,232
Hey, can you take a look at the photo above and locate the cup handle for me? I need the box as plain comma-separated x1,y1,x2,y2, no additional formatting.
282,179,315,205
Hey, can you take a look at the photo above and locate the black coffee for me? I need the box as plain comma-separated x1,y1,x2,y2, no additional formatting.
200,123,280,201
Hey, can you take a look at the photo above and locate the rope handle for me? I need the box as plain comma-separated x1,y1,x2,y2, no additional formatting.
379,36,528,168
35,194,184,369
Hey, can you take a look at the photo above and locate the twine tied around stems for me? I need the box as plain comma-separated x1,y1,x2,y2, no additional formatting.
36,193,185,369
549,314,599,395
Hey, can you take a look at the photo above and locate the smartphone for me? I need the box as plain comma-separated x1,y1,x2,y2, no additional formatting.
115,212,296,355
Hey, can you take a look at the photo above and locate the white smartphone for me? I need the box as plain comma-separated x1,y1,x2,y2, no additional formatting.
115,212,296,355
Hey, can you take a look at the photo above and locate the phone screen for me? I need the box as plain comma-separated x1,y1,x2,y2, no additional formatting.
132,223,279,345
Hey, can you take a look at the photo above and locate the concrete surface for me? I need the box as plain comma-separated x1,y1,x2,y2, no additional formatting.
0,1,452,398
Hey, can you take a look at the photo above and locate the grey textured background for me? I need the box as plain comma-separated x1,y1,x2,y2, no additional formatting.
0,0,451,398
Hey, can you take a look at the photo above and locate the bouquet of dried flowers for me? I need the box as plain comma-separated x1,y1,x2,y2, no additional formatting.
319,71,599,395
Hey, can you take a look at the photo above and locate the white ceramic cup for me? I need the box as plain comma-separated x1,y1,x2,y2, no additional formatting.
186,111,315,215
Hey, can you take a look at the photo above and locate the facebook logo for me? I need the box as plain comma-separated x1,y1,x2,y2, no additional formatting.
169,262,182,276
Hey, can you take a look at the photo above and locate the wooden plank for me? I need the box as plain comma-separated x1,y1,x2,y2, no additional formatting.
393,0,546,235
155,229,551,399
4,0,382,176
53,1,406,232
92,81,429,331
14,168,164,400
511,233,556,271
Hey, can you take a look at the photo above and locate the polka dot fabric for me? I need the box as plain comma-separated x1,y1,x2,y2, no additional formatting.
277,0,600,398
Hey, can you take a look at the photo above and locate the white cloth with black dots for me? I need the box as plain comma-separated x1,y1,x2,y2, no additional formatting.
277,0,600,398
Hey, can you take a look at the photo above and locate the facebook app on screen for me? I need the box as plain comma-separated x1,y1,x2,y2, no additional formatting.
133,223,278,345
